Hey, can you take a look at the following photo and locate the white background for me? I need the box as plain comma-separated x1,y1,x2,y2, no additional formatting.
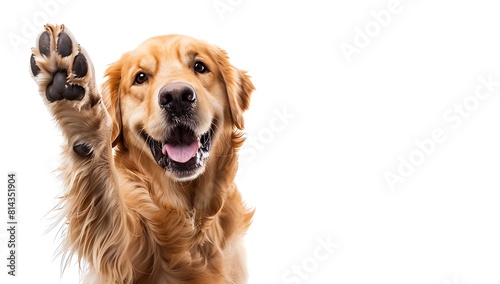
1,0,500,283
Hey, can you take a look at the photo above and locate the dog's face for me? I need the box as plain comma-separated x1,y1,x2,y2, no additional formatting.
103,35,254,181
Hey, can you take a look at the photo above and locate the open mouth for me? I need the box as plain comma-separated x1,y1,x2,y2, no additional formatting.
142,122,215,179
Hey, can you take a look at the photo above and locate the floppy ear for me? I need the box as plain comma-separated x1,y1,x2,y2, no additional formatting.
102,54,127,147
217,48,255,130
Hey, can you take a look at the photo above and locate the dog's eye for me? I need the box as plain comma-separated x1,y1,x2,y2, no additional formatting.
194,61,208,74
134,72,148,84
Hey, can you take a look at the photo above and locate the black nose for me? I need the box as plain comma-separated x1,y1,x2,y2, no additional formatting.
158,82,197,114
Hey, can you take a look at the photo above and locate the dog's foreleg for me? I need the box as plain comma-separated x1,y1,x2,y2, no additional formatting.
30,24,133,283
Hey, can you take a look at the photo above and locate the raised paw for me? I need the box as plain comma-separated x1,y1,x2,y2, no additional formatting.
30,24,96,104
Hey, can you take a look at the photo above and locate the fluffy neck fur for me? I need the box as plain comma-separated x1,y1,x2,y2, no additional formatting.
98,126,252,283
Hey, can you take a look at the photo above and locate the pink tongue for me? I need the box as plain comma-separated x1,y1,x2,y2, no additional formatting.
162,140,199,163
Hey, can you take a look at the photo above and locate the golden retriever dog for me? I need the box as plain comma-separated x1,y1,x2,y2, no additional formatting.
30,24,254,283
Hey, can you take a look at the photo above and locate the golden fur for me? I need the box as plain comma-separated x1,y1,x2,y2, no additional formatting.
31,24,254,283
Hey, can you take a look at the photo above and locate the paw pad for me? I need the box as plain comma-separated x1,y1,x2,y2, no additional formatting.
39,31,51,57
30,25,91,103
73,54,88,78
56,32,72,57
30,54,40,76
46,70,85,101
